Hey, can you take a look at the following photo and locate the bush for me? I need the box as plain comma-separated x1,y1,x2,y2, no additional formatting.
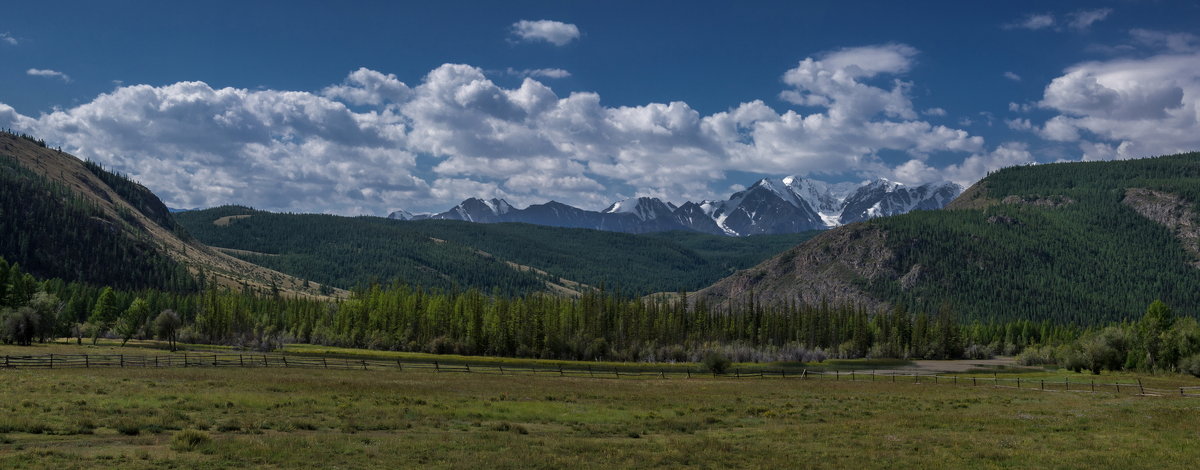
702,351,731,374
170,429,212,452
116,420,141,436
1180,354,1200,378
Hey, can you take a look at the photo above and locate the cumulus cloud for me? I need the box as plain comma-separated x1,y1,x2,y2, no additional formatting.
511,20,579,46
1004,71,1022,82
0,46,989,214
923,107,946,117
26,68,70,82
1035,51,1200,159
321,67,411,107
892,143,1035,187
0,32,17,45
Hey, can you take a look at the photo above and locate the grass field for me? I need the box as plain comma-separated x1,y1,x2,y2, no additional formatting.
1,343,1198,469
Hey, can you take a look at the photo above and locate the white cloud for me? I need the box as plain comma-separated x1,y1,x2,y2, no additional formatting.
511,20,580,46
922,107,946,117
1067,8,1112,31
1006,14,1055,30
893,142,1034,188
26,68,70,82
1,47,989,214
1130,29,1199,53
505,67,571,79
321,67,411,107
1004,71,1022,82
0,32,17,45
1036,51,1200,159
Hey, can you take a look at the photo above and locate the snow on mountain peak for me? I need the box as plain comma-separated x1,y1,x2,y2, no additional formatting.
603,196,670,221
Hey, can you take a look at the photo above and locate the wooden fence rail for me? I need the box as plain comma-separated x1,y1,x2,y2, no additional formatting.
2,353,1195,398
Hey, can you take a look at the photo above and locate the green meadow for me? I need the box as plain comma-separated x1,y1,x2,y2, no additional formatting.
1,343,1198,469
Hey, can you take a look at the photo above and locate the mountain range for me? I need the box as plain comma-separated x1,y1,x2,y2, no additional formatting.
389,177,962,236
693,152,1200,323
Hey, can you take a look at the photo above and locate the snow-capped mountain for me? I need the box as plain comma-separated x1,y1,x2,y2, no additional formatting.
838,179,961,224
387,176,962,236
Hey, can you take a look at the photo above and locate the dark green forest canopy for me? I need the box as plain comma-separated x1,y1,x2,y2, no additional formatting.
173,207,816,296
0,154,196,292
867,151,1200,323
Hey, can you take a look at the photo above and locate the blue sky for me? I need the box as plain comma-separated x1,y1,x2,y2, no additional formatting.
2,1,1198,214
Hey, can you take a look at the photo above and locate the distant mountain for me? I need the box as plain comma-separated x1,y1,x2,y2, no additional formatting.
174,206,819,296
389,176,962,236
692,151,1200,324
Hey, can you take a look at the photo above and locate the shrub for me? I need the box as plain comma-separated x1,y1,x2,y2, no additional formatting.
170,429,212,452
702,351,732,374
116,420,141,436
1180,354,1200,378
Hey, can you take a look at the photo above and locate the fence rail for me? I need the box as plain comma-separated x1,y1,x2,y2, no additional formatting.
2,353,1195,398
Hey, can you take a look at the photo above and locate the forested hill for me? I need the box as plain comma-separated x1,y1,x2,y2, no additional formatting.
173,206,817,295
0,131,337,297
695,151,1200,324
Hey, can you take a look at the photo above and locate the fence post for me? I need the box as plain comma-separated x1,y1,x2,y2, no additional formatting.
686,369,691,379
434,361,440,373
913,373,918,384
361,360,367,371
4,355,8,368
871,370,874,381
736,368,741,379
119,355,123,368
1115,383,1120,393
465,363,470,373
782,369,786,379
154,356,157,368
1017,377,1021,389
212,355,217,366
1064,378,1068,391
85,355,90,368
972,377,977,386
660,369,665,379
282,356,288,368
589,365,594,378
184,353,188,367
1181,387,1185,397
498,365,504,374
891,373,895,383
834,370,838,381
396,359,402,371
615,368,619,378
559,365,564,377
802,369,807,380
1091,380,1095,393
933,375,937,384
1138,379,1145,395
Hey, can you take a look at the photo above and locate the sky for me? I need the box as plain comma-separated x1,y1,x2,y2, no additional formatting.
1,0,1199,215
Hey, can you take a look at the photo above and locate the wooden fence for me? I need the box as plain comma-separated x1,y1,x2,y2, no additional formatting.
2,353,1197,398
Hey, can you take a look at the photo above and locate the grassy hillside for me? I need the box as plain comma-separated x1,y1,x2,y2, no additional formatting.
0,131,338,298
174,207,817,295
698,152,1200,324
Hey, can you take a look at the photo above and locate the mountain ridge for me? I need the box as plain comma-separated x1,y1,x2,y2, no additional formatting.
390,176,962,236
692,151,1200,323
